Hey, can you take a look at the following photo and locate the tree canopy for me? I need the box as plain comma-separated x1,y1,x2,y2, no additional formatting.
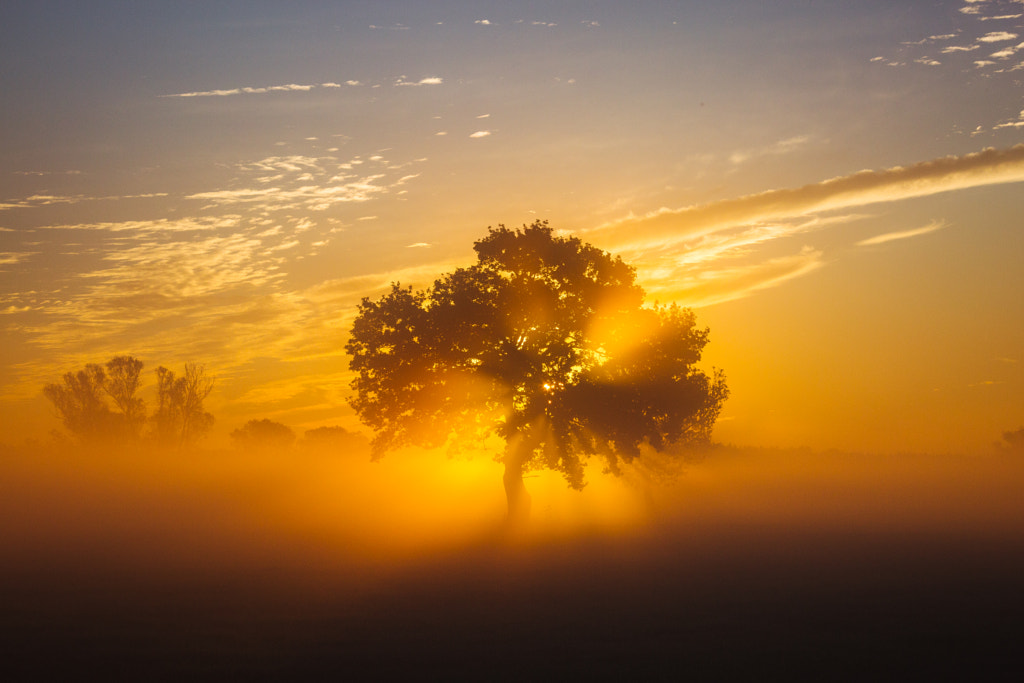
231,418,296,452
346,221,729,522
43,355,146,444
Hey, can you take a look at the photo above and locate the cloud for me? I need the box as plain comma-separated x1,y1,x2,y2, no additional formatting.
0,252,36,267
162,78,435,98
989,41,1024,58
475,20,492,26
406,242,432,248
942,44,980,52
585,145,1024,306
183,152,421,213
856,220,946,247
994,109,1024,128
728,135,810,165
591,144,1024,253
642,247,825,308
38,216,242,234
978,31,1019,42
396,76,444,86
469,131,492,138
0,192,169,211
163,83,316,98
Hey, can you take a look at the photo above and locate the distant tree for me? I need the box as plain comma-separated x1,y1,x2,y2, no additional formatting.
103,355,146,439
231,418,296,452
347,221,728,524
1000,427,1024,453
151,362,215,449
43,363,117,444
299,425,370,453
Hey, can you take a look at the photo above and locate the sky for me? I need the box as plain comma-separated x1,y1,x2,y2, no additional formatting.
2,0,1023,454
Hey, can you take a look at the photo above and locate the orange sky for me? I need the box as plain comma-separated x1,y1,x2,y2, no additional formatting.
1,1,1022,454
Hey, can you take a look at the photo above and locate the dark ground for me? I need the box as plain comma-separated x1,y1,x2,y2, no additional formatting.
4,521,1023,681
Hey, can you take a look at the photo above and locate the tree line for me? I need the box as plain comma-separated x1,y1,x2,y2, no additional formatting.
43,356,214,449
42,355,367,453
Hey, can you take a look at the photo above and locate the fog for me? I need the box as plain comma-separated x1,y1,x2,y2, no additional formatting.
3,442,1023,678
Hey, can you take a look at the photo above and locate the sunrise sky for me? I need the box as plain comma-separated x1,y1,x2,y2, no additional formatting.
2,0,1022,454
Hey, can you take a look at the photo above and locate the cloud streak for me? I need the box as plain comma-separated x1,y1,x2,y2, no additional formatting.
162,77,441,98
856,220,946,247
589,145,1024,307
591,145,1024,252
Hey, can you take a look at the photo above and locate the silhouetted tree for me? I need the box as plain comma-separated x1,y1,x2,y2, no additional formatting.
43,363,117,443
103,355,146,439
231,418,296,452
347,221,728,523
151,362,215,449
1000,427,1024,453
42,355,148,444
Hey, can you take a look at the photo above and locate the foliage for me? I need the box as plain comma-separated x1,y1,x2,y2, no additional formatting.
103,355,147,438
346,221,728,513
231,418,296,452
43,356,147,444
151,363,215,449
1000,427,1024,453
43,356,215,449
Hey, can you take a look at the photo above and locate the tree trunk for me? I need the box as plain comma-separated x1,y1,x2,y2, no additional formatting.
503,426,538,527
502,455,532,528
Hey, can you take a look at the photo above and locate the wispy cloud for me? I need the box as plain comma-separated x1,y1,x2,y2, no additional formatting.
589,145,1024,306
163,83,317,98
728,135,810,165
0,252,36,267
38,216,242,234
594,145,1024,250
978,30,1019,42
162,77,438,98
396,76,443,86
0,192,168,211
469,131,492,138
856,220,946,246
642,247,825,308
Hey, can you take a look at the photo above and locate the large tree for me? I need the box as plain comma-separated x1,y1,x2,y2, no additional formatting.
346,221,728,523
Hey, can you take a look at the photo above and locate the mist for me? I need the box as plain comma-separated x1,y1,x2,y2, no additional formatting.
4,441,1023,678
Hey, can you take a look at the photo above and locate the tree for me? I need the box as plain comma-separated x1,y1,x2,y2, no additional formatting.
43,363,117,444
231,418,296,452
42,355,147,444
1000,427,1024,453
346,221,728,523
103,355,146,439
151,362,215,449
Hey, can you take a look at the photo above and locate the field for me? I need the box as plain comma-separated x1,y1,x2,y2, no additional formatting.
3,444,1023,679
